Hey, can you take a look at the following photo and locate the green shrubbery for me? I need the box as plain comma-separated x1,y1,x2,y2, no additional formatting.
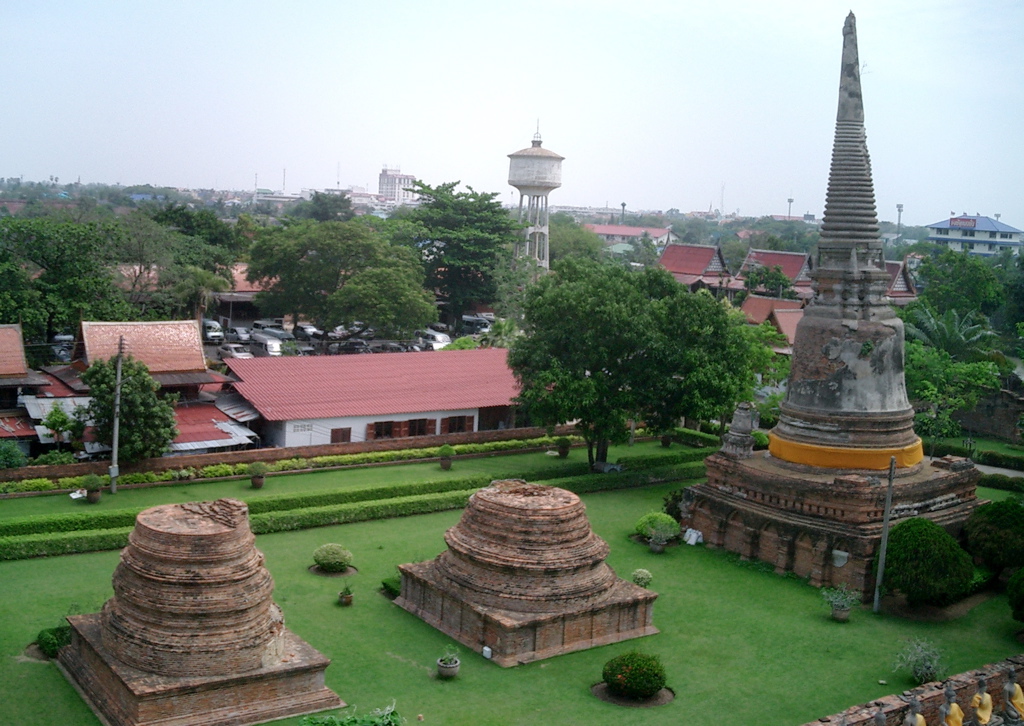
0,478,59,494
29,451,75,466
35,624,71,658
892,638,945,685
0,440,27,469
882,518,974,607
602,651,667,700
978,473,1024,493
634,512,680,540
975,449,1024,472
313,543,353,572
301,702,405,726
964,498,1024,573
1008,568,1024,622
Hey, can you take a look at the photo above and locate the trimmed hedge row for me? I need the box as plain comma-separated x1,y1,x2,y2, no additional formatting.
672,428,720,448
615,447,715,470
974,449,1024,472
978,473,1024,493
0,526,134,560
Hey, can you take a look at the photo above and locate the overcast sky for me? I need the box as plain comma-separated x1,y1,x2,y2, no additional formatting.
3,0,1021,227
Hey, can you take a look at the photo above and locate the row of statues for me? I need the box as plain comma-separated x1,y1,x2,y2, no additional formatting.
841,670,1024,726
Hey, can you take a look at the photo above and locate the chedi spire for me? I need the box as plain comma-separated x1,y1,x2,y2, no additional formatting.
767,12,922,470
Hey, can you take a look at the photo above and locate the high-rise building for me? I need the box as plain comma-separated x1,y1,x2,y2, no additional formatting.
378,166,417,205
508,134,563,269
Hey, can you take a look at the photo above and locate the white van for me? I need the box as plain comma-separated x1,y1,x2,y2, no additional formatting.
202,319,224,343
250,332,283,357
415,329,452,350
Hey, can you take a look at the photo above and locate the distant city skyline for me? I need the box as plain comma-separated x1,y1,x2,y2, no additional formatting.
3,0,1022,227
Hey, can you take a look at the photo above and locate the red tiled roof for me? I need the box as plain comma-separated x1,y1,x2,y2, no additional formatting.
740,295,804,325
739,249,811,283
81,321,206,373
225,348,519,422
0,414,35,439
658,244,721,276
885,260,918,302
173,403,237,444
36,371,79,397
585,224,673,239
0,324,28,377
770,308,804,346
230,263,271,294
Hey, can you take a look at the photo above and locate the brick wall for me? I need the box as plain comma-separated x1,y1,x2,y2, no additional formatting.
0,425,574,483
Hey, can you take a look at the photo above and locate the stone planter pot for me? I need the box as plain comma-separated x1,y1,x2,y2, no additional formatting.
86,489,102,504
439,457,452,471
338,592,353,606
436,658,460,679
831,606,851,623
660,435,673,448
648,541,666,554
250,476,265,490
557,445,570,458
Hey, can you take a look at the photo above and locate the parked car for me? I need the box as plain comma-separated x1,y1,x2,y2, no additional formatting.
258,327,295,342
327,323,376,341
371,341,408,354
295,344,317,356
225,326,251,343
252,318,284,330
327,340,372,355
461,316,492,335
202,318,224,343
415,329,451,350
217,343,253,360
293,323,323,341
250,333,283,357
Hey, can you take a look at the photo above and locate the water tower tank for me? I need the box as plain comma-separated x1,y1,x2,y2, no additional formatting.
508,135,563,197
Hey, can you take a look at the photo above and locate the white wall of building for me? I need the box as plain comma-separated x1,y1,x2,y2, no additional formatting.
265,408,480,448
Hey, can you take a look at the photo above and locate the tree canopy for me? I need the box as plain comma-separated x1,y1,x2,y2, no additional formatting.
509,258,759,466
247,220,435,337
289,191,355,223
80,357,178,463
406,181,521,325
917,250,1005,317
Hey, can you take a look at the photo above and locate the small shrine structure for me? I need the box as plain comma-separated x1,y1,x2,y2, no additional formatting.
59,498,341,726
396,479,657,666
688,14,979,596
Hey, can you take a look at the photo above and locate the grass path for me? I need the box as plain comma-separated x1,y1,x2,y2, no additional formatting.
2,478,1021,726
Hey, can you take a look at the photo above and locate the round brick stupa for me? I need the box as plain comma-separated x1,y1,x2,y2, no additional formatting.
396,480,657,667
101,498,282,677
59,499,342,726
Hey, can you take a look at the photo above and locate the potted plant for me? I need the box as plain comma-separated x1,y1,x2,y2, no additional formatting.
82,473,104,504
646,519,679,553
555,436,572,458
437,444,455,471
338,584,353,606
248,461,269,489
437,645,460,679
660,432,673,448
821,583,860,622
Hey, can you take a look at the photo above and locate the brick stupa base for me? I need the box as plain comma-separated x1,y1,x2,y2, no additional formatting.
60,615,341,726
689,452,979,596
395,480,658,667
59,499,342,726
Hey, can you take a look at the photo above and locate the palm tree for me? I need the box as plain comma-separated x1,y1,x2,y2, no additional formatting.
905,307,1001,363
172,266,230,320
478,318,519,349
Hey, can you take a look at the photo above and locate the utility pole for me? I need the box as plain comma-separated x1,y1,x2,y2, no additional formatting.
109,336,124,494
787,197,794,219
872,456,897,613
896,203,904,241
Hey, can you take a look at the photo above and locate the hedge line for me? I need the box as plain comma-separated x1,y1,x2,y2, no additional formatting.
978,473,1024,493
974,450,1024,472
0,446,710,560
615,446,716,469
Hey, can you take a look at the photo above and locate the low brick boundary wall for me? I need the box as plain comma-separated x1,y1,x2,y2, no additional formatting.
802,654,1024,725
0,425,575,483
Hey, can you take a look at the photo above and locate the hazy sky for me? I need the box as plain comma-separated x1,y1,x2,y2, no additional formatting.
3,0,1021,226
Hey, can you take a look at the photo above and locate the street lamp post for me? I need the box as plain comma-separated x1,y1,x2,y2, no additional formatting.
787,197,794,219
896,203,904,241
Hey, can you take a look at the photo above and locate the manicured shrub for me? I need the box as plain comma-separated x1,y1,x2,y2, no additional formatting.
36,624,71,658
301,702,404,726
978,473,1024,493
1008,568,1024,622
437,444,455,458
381,575,401,599
892,638,945,685
975,450,1024,472
0,478,58,494
313,543,353,572
29,451,75,466
0,440,27,469
631,568,653,588
602,651,666,700
964,498,1024,573
882,518,973,607
200,463,237,479
634,512,680,541
118,471,161,485
57,476,88,490
673,427,720,447
751,431,770,450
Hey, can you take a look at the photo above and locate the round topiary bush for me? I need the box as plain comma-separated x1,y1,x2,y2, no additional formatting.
882,518,973,607
313,543,353,573
634,512,680,540
1008,568,1024,623
965,499,1024,574
631,568,653,588
602,651,666,700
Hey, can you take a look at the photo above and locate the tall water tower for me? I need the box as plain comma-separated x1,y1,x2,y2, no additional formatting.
508,132,563,269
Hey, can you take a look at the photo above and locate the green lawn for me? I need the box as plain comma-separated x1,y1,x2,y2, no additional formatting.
2,477,1021,726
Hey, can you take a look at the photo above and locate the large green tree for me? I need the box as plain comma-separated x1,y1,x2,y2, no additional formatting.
549,213,603,264
407,181,521,325
509,259,757,467
247,220,435,337
81,357,178,463
289,191,355,223
917,250,1005,317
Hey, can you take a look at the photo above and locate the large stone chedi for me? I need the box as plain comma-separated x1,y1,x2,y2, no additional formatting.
396,480,657,667
688,14,978,595
59,499,341,726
